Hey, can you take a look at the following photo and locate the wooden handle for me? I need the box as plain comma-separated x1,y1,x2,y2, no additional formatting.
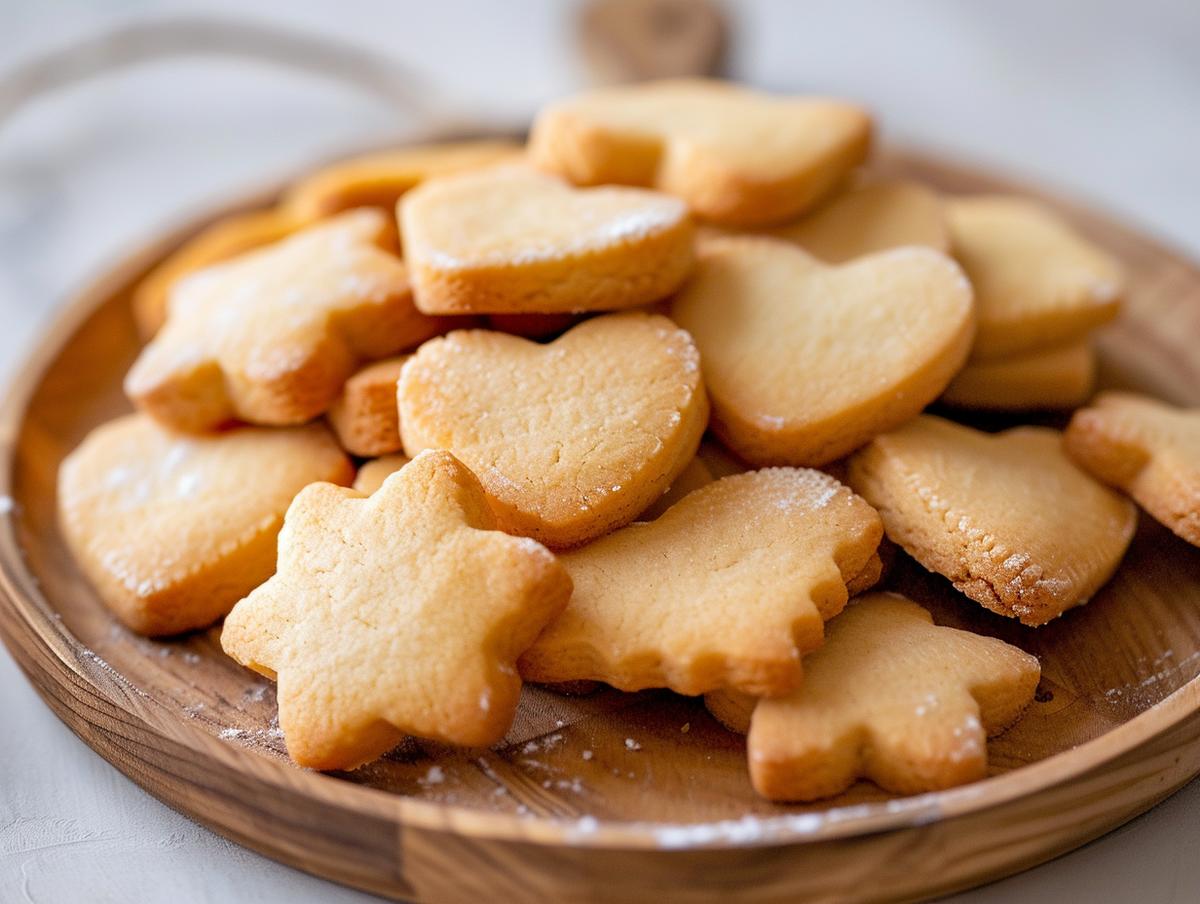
578,0,729,84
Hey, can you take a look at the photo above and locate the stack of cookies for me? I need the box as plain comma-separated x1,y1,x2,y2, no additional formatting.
58,79,1200,803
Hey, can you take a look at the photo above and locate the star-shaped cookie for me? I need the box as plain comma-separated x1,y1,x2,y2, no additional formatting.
220,449,573,770
730,593,1041,801
1065,391,1200,546
518,468,882,696
126,209,440,432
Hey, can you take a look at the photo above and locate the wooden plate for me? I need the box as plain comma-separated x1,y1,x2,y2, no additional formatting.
2,147,1199,904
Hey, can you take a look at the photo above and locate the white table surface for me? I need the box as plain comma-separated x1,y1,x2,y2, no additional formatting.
2,2,1198,901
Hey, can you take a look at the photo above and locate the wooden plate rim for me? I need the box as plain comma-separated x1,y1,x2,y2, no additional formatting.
2,147,1200,852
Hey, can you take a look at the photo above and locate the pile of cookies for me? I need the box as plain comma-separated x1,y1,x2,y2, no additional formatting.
58,79,1200,803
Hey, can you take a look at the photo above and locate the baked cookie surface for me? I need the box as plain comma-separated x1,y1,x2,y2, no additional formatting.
518,468,882,696
1065,391,1200,546
713,593,1040,801
220,450,572,770
529,78,871,226
399,312,708,547
671,237,974,466
947,196,1123,361
848,416,1137,625
400,165,694,314
326,356,409,457
941,341,1094,411
125,209,437,432
58,414,352,636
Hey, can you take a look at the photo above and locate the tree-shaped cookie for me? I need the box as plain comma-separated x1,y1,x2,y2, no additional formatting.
1065,391,1200,546
220,450,573,770
728,593,1040,801
848,415,1137,625
126,209,440,432
518,468,882,696
946,196,1123,361
399,165,695,314
529,78,871,226
671,236,974,466
399,312,709,548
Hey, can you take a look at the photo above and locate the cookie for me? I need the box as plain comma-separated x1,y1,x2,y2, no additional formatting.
518,468,882,696
942,341,1094,411
947,196,1123,361
848,415,1136,625
766,178,949,263
639,453,713,520
671,237,974,466
326,356,409,456
711,593,1041,801
1065,392,1200,546
283,140,523,221
399,312,709,547
220,449,573,770
59,414,352,636
125,209,438,432
132,207,300,337
352,454,409,494
399,165,694,314
528,78,871,226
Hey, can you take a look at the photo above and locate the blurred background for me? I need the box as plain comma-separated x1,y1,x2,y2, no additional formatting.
1,1,1198,902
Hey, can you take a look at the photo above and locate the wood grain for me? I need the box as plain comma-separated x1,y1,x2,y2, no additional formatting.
1,145,1200,903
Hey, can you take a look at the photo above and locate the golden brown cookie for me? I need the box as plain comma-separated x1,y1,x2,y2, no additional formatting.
766,178,949,262
125,209,438,432
59,414,352,636
282,140,524,221
132,207,301,337
947,196,1123,361
710,593,1040,801
518,468,882,696
528,78,871,226
1065,392,1200,546
941,341,1095,411
400,165,694,314
220,450,573,770
352,454,409,494
848,415,1137,625
326,356,409,457
671,236,974,466
399,312,708,548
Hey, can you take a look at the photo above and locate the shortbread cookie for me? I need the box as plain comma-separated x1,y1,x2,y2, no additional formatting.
529,79,871,226
942,341,1094,410
132,208,300,336
326,356,409,456
639,454,713,520
715,593,1040,801
1065,392,1200,546
672,237,974,466
768,178,949,262
126,209,438,432
352,454,409,494
283,140,523,221
59,414,352,636
519,468,882,696
947,196,1123,361
848,416,1136,625
400,166,694,314
221,450,572,770
399,312,708,547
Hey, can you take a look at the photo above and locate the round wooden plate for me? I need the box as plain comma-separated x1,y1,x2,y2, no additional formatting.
2,147,1199,904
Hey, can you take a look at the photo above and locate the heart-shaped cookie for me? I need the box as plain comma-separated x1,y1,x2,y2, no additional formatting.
671,236,974,466
529,78,872,226
399,165,695,315
398,312,708,548
848,415,1137,625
